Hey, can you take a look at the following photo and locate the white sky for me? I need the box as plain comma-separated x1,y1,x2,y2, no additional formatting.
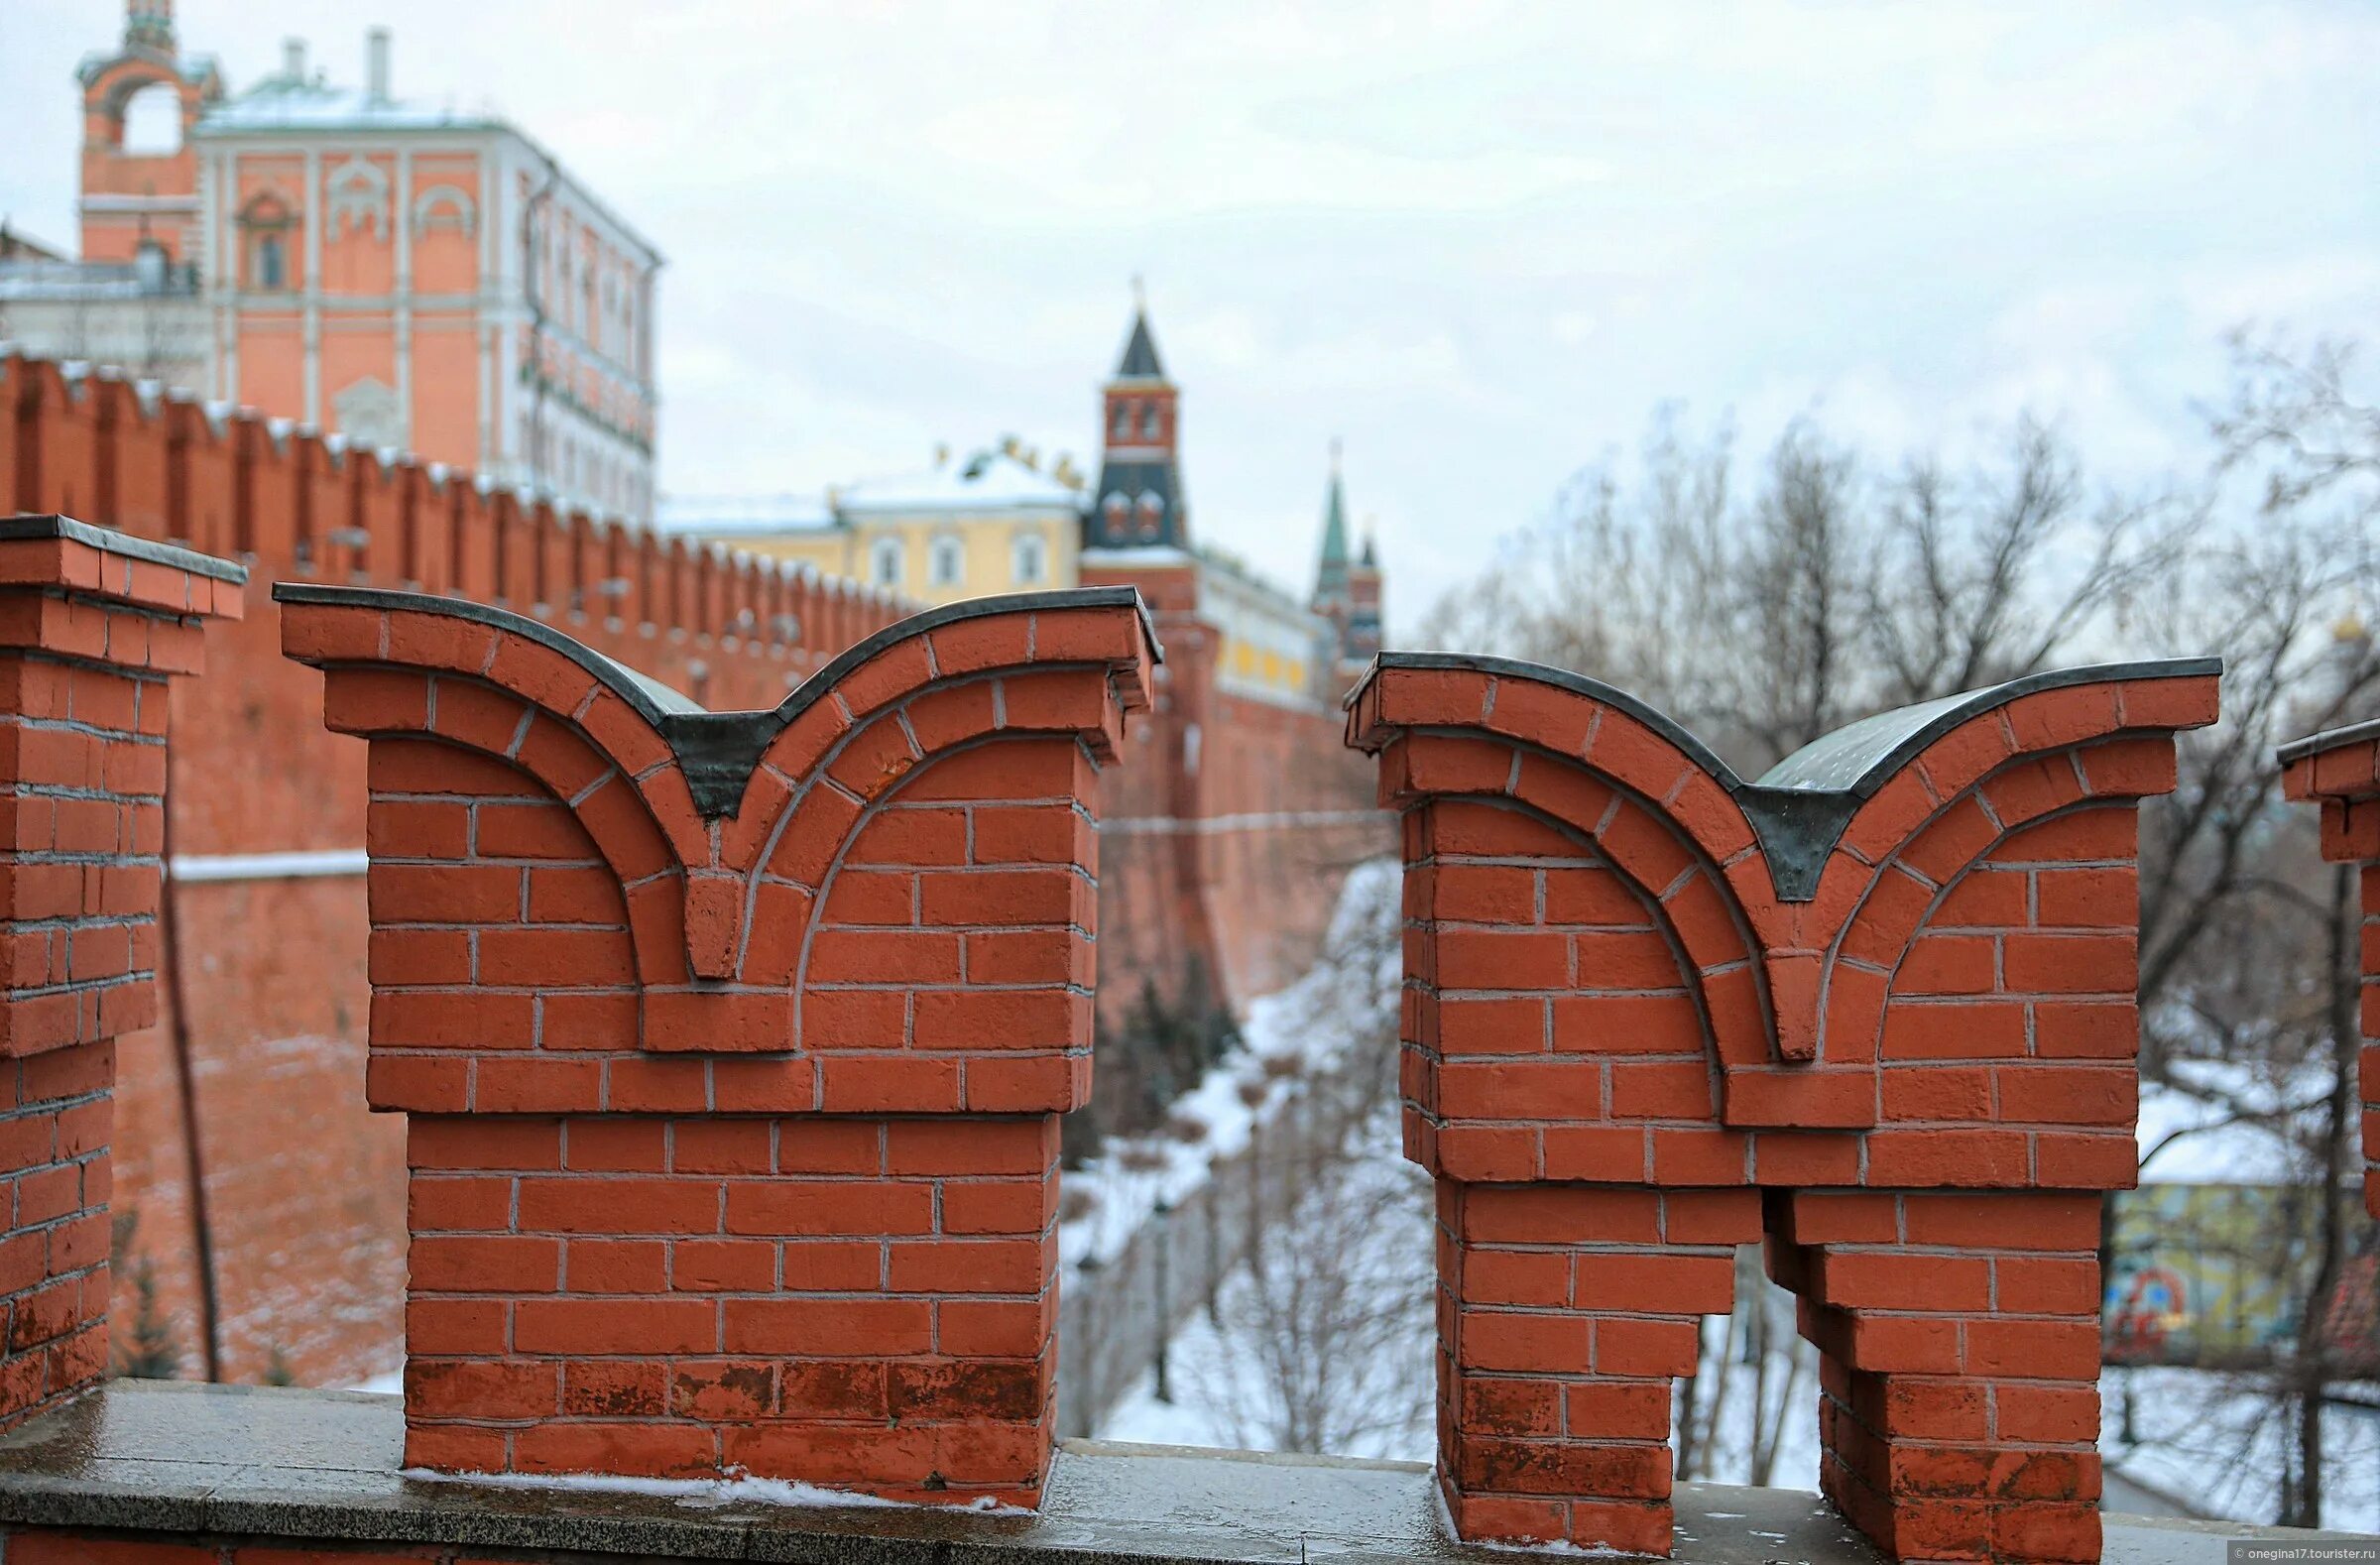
3,1,2376,633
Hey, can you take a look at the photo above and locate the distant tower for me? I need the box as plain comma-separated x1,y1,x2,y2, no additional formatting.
1085,291,1188,551
75,0,220,265
125,0,175,52
1312,442,1384,673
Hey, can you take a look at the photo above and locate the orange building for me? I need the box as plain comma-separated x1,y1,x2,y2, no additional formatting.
10,1,660,524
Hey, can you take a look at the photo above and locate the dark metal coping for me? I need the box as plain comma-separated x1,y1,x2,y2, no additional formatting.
2276,714,2380,770
1353,652,2222,902
273,583,1161,818
1,513,250,585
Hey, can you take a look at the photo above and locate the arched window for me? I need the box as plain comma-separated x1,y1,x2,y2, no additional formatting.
1140,404,1160,440
1111,402,1130,439
1135,490,1163,541
410,183,478,237
240,191,295,291
1012,532,1046,585
929,534,965,587
870,535,904,587
120,81,183,156
1102,493,1129,537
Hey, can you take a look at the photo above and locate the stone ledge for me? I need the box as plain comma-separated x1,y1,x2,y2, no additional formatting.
0,1383,2349,1565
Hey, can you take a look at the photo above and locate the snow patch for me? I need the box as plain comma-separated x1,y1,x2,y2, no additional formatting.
397,1465,1030,1515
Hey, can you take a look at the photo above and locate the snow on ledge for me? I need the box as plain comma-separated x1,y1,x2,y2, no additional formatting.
397,1465,1030,1515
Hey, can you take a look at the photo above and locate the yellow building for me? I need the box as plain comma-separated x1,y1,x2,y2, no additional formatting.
659,444,1082,608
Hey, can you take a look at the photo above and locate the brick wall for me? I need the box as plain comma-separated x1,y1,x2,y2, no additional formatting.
1,350,910,1385
0,347,1378,1389
281,583,1156,1501
0,515,242,1425
1347,653,2219,1564
1078,557,1388,1035
2279,719,2380,1216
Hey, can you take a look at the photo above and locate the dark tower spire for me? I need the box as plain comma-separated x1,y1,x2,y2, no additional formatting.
1086,288,1187,551
1314,438,1351,605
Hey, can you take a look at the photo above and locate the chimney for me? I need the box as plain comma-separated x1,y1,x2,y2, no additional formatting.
366,28,391,102
282,38,306,80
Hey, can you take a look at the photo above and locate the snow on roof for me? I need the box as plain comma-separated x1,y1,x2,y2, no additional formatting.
654,493,833,538
198,75,497,134
835,449,1082,515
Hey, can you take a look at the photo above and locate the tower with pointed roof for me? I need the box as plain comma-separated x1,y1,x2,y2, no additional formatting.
1312,442,1384,675
1085,298,1188,551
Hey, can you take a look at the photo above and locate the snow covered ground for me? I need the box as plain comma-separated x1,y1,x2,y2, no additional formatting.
1100,934,2380,1532
1058,857,1402,1272
2102,1364,2379,1532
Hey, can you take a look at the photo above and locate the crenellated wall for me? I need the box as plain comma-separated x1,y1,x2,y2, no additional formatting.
0,349,911,1385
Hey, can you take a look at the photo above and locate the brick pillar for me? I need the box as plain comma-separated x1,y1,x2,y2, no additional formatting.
2279,719,2380,1216
1348,653,2219,1562
0,513,245,1427
281,583,1156,1505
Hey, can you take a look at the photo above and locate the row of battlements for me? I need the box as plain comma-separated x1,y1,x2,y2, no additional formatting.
0,519,2369,1565
0,350,908,691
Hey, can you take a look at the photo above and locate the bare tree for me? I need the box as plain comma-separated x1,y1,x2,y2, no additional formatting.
1420,409,2193,774
2111,332,2380,1527
1421,336,2380,1521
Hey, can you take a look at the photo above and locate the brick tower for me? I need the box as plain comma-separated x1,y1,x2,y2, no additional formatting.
1085,301,1185,550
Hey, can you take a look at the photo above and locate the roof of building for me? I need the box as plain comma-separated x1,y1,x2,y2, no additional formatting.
1113,307,1167,383
75,47,223,89
835,448,1083,515
178,40,662,265
198,73,498,134
654,493,834,538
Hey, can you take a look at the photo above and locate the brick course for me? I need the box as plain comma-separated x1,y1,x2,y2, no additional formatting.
1347,654,2218,1563
0,515,242,1427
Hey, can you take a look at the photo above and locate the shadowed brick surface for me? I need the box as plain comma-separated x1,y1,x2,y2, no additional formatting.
0,516,242,1428
2279,718,2380,1218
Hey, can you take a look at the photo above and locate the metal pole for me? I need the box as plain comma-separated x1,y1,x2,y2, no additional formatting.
1151,1198,1173,1404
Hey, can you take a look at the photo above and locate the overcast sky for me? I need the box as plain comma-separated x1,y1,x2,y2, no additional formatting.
4,1,2376,632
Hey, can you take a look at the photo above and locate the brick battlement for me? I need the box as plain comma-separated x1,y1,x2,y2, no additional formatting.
0,514,2246,1562
2,350,908,686
1346,650,2221,1563
0,515,243,1429
279,582,1158,1503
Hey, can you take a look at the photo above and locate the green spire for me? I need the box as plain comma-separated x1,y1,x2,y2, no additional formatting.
1315,439,1350,602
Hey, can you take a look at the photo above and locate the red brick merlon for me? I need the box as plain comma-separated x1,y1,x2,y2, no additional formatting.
277,582,1156,1503
2278,716,2380,1218
1342,650,2220,1562
0,513,247,1429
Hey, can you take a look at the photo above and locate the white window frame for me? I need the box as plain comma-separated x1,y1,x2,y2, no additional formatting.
929,534,965,588
1012,532,1046,585
870,535,905,588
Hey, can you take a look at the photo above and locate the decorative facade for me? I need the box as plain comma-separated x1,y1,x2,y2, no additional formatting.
1,3,660,524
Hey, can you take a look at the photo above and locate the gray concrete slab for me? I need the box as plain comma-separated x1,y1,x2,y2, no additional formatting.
0,1383,2358,1564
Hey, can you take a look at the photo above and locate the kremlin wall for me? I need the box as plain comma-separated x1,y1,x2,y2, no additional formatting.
0,0,1387,1391
0,329,1382,1385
